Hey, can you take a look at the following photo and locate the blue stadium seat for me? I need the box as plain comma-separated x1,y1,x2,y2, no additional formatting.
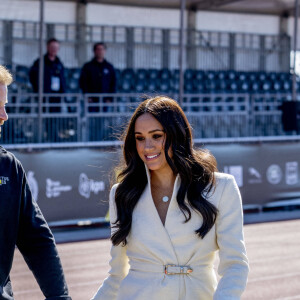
194,70,205,81
184,69,195,81
184,80,194,93
226,70,236,81
217,71,226,81
205,79,217,92
119,77,133,93
158,79,171,93
69,68,81,80
206,70,216,80
16,65,31,91
136,69,148,80
239,81,250,93
159,68,171,80
261,80,272,93
228,81,238,93
216,79,227,92
258,72,267,81
248,72,257,82
122,68,135,81
250,81,261,93
145,78,158,92
238,72,247,81
135,79,146,93
272,80,282,92
192,78,205,93
148,69,159,80
172,69,180,81
170,78,179,93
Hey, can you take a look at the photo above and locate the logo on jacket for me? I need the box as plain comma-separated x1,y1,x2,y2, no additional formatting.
27,171,39,201
103,68,109,75
0,176,9,186
78,173,105,199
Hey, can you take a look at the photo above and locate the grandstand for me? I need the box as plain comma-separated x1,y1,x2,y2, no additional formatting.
0,5,298,144
1,0,300,221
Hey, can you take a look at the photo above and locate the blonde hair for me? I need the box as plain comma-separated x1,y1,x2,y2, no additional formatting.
0,65,13,85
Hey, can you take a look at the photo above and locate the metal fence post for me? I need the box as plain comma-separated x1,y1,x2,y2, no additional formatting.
3,21,13,67
162,29,170,69
126,28,134,68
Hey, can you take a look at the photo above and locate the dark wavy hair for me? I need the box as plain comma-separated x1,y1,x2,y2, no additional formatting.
111,96,218,246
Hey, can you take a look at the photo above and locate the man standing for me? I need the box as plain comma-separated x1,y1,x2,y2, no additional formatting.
79,42,116,113
0,65,71,299
29,38,66,112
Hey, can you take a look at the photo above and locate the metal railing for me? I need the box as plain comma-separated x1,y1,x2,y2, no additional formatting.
2,92,293,145
0,19,291,72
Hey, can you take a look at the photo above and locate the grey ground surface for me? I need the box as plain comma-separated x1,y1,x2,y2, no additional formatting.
10,218,300,300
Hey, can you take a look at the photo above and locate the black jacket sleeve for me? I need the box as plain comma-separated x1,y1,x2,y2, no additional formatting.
79,64,88,94
16,165,71,300
29,60,39,93
110,66,117,93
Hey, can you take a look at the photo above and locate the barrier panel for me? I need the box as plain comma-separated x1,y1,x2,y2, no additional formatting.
9,141,300,223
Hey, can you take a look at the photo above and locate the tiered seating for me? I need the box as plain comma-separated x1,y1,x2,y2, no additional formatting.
116,68,294,94
11,65,295,95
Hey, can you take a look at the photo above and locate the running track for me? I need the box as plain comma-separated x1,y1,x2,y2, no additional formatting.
10,219,300,299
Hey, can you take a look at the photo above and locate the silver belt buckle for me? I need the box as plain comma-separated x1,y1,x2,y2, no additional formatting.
164,264,193,275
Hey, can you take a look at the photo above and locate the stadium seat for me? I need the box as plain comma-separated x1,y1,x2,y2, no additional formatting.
148,69,159,80
172,69,180,81
145,78,158,92
121,68,135,81
170,78,179,93
184,69,195,81
119,77,133,93
184,80,194,93
136,69,148,80
158,79,171,93
206,70,216,80
226,70,236,81
159,68,171,80
194,70,205,81
69,68,81,80
135,79,146,93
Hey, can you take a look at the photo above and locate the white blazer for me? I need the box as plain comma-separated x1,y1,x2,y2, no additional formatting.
91,168,249,300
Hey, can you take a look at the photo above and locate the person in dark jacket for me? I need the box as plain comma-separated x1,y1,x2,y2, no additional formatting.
29,38,66,113
0,64,71,300
79,42,116,113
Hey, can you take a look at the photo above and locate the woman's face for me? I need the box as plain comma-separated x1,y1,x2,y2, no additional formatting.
134,113,172,173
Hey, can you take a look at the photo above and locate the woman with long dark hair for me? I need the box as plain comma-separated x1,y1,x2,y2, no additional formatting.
91,96,249,300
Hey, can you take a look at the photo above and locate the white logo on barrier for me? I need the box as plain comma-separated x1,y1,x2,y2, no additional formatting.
78,173,105,199
248,167,262,184
224,165,243,187
46,179,72,198
286,162,298,185
266,164,282,185
27,171,39,201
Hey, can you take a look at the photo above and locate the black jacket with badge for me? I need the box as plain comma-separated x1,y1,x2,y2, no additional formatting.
0,146,71,300
29,54,66,93
79,58,116,94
